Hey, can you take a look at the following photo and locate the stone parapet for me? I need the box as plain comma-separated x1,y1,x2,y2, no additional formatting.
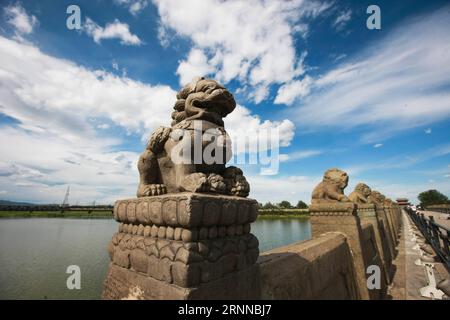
356,203,377,217
309,202,370,299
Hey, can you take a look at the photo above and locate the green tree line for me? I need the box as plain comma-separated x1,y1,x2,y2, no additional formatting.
258,200,309,210
418,189,449,208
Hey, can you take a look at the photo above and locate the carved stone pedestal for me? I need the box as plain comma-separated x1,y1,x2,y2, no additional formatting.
310,203,370,300
102,193,260,300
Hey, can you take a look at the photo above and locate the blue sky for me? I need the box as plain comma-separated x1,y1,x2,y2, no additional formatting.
0,0,449,205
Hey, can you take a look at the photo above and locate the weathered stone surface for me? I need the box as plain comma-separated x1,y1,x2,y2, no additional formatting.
113,249,130,269
147,256,172,283
258,233,359,300
143,225,151,237
174,227,182,241
166,226,174,240
130,249,148,273
181,228,198,242
172,262,201,287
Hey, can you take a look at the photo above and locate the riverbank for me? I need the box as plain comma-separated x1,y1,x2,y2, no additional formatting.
258,208,309,219
0,210,113,218
257,213,309,219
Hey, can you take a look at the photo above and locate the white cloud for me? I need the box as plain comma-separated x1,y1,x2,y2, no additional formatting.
4,3,38,35
0,36,295,203
333,9,351,31
114,0,150,15
0,36,173,203
280,150,322,162
0,127,139,204
154,0,331,99
97,123,110,130
176,49,216,86
275,75,313,105
373,143,383,148
225,105,295,154
248,174,321,204
84,18,142,45
285,7,450,142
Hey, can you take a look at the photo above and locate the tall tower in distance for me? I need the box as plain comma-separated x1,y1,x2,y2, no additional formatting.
61,186,70,208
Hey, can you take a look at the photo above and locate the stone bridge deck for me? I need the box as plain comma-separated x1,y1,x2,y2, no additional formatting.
388,211,449,300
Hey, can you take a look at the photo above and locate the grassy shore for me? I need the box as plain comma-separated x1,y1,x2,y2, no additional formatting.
0,210,114,218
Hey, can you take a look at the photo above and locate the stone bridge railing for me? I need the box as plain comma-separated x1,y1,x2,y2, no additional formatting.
406,208,450,272
102,191,403,300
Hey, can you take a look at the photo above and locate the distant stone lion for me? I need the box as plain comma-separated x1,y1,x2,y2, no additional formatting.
368,190,385,206
311,168,351,204
349,183,372,204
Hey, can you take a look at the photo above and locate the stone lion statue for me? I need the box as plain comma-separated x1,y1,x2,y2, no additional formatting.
368,190,385,206
348,182,372,204
137,77,250,198
311,168,351,204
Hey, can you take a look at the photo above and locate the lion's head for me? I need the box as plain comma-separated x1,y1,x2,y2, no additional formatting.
323,168,349,190
355,182,371,198
171,77,236,126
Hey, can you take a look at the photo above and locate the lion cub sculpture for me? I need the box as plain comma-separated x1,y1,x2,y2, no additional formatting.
311,168,351,204
137,77,250,198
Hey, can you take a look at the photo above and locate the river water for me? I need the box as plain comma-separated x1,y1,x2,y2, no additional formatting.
0,217,310,299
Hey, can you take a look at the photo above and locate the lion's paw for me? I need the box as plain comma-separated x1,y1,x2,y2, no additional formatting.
207,174,227,193
138,184,167,197
223,166,249,197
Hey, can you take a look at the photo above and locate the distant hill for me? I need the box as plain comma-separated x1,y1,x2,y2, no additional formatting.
0,200,37,206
